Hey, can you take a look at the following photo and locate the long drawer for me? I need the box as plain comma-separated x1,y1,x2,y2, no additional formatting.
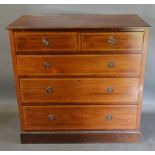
17,54,142,77
81,32,144,52
20,78,139,104
14,32,78,52
22,105,137,131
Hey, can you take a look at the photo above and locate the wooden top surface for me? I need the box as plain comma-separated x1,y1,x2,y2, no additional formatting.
8,14,150,30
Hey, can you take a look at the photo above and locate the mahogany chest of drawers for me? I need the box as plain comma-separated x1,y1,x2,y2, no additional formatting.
8,15,150,143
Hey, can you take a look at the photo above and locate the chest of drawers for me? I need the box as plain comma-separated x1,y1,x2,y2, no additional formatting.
8,15,150,143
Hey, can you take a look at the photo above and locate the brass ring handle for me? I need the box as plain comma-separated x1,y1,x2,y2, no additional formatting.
46,87,54,94
42,38,50,46
106,114,113,121
48,114,55,121
107,61,115,68
44,62,52,69
106,87,113,94
108,38,116,46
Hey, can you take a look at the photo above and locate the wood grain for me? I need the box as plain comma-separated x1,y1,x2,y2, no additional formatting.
7,15,150,30
17,54,142,77
8,15,150,143
82,32,144,52
15,32,78,52
20,78,139,104
22,105,137,131
136,29,149,129
9,30,25,130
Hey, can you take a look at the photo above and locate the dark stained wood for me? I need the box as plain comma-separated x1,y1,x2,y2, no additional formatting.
22,105,137,131
20,78,139,104
82,32,144,52
20,132,141,143
8,15,150,143
15,32,78,52
8,15,150,30
17,54,142,77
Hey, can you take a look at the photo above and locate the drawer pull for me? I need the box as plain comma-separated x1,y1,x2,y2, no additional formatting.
48,114,55,121
108,38,116,46
44,62,52,69
42,38,50,46
106,114,113,121
107,61,115,68
46,87,54,94
106,87,113,94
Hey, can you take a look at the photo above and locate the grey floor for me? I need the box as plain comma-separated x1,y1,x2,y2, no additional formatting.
0,87,155,151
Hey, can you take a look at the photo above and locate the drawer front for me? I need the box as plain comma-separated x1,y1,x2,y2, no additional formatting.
23,105,137,131
82,32,144,52
17,54,142,77
20,78,139,104
14,32,78,52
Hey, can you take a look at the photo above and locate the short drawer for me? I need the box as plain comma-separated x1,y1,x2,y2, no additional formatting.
22,105,137,131
82,32,144,52
17,54,142,77
14,32,78,52
20,78,139,104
